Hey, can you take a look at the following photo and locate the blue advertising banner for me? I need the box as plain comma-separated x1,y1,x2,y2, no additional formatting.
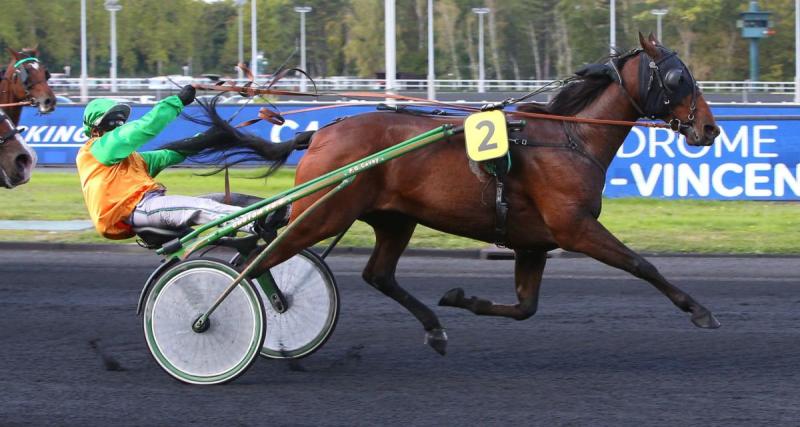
19,104,377,167
19,103,800,200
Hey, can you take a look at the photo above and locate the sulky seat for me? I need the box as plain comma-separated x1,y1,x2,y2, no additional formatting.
133,226,193,250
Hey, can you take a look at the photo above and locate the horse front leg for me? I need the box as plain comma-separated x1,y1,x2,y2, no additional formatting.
554,214,720,329
439,249,546,320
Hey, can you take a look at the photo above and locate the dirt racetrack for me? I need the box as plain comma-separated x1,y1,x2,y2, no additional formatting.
1,249,799,426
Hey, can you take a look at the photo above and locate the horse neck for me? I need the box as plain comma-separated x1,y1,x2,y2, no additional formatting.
0,77,22,126
574,83,640,170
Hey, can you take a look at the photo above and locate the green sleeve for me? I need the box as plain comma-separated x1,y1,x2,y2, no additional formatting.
90,96,184,165
140,149,186,177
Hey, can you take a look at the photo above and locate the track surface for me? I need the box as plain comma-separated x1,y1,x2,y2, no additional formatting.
1,249,799,426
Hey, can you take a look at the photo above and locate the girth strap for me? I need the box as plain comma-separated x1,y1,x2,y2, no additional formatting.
492,155,510,246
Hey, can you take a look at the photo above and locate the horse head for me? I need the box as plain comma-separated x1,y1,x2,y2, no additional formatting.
616,33,719,146
4,47,56,114
0,109,36,188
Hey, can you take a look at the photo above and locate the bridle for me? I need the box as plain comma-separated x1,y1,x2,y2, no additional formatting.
0,110,21,145
1,56,51,100
608,47,699,132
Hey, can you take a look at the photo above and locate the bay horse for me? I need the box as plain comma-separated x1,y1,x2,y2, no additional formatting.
1,47,56,125
175,34,721,355
0,108,36,188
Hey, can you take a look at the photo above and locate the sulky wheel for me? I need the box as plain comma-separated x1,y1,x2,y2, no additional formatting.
233,249,339,359
142,258,265,385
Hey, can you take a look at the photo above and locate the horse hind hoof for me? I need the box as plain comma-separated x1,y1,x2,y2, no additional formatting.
438,288,465,307
425,328,448,356
691,310,721,329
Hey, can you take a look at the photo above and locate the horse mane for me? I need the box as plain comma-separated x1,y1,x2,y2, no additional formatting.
517,50,637,116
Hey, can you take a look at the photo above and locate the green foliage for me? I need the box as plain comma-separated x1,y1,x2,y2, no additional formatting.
0,0,795,81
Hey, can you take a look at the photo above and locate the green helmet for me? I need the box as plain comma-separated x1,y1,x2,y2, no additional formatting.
82,99,131,137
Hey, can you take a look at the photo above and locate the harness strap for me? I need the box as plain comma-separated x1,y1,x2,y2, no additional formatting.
492,155,510,246
508,123,607,175
607,57,647,118
223,167,232,204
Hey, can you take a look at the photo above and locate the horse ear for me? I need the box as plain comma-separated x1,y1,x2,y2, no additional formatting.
638,31,660,58
6,48,20,61
648,32,660,46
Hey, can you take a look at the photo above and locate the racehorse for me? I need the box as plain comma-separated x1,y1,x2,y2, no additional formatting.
0,108,36,188
1,47,56,125
173,34,721,355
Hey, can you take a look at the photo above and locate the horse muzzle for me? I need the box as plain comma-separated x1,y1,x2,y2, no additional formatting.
682,122,719,147
33,95,56,114
0,142,37,188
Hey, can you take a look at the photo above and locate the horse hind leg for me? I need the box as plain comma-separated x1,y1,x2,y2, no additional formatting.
362,213,448,355
439,249,546,320
555,214,720,329
250,194,364,274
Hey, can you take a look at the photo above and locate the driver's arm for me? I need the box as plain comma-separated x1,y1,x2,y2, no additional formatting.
139,149,186,177
89,96,184,165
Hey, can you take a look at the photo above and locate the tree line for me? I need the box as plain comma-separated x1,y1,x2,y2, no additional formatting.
0,0,794,81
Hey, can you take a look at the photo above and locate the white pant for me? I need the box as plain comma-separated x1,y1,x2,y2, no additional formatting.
130,192,251,232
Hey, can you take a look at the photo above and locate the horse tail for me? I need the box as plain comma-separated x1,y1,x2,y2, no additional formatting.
159,97,303,177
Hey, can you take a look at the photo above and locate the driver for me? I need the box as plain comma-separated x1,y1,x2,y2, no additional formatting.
76,85,251,240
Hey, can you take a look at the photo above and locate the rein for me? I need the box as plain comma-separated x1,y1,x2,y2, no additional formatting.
0,100,35,108
194,82,671,130
194,63,671,129
508,109,668,128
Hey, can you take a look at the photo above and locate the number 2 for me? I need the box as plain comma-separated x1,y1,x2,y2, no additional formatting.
476,120,496,152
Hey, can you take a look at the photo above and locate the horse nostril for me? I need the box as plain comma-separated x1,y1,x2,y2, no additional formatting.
44,98,53,106
704,124,720,139
15,153,32,172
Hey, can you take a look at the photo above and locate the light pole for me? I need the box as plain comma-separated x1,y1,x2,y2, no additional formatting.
80,0,88,102
251,0,258,78
385,0,396,97
739,1,772,82
472,7,490,93
651,9,668,42
427,0,435,100
235,0,245,80
609,0,616,53
105,0,122,93
795,0,799,102
294,6,312,92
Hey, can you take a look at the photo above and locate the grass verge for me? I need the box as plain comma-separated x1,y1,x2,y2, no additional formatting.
1,169,797,254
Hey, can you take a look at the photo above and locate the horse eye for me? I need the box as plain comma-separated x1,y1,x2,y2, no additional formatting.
45,71,51,80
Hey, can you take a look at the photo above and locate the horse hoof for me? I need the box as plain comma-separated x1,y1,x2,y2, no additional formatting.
439,288,465,307
424,328,448,356
691,310,721,329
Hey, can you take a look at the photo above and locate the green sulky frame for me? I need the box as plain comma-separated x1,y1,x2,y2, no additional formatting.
156,124,463,327
159,124,463,260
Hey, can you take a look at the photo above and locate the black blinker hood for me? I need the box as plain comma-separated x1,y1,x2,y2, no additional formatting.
637,49,695,119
